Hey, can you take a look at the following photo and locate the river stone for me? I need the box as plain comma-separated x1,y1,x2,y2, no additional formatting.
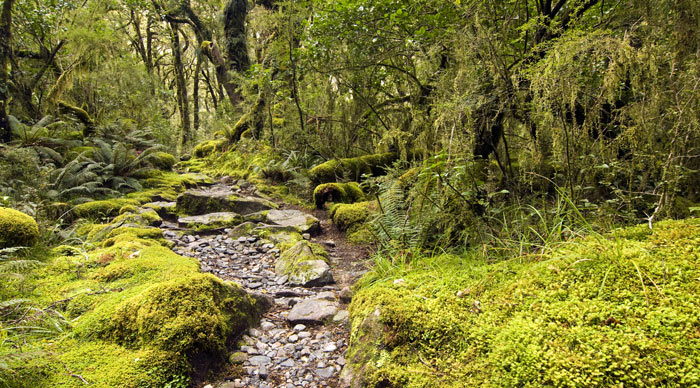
287,299,338,324
266,209,321,235
142,201,177,218
249,355,272,366
288,260,333,287
275,241,333,287
176,186,277,216
177,212,243,230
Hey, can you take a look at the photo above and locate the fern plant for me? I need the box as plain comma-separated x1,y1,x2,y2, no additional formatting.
49,139,161,201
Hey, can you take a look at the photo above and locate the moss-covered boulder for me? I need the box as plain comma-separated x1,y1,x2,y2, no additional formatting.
313,182,365,209
0,207,40,248
72,198,140,219
275,240,333,287
331,202,373,231
193,139,227,158
344,219,700,387
142,201,178,219
108,274,263,357
177,212,244,232
309,152,398,184
151,151,178,170
112,208,163,227
265,209,321,235
176,186,277,216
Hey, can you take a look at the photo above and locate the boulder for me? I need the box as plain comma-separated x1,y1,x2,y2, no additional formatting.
142,201,177,218
265,209,321,235
275,240,334,287
176,186,277,216
287,298,338,324
0,207,40,248
178,212,243,231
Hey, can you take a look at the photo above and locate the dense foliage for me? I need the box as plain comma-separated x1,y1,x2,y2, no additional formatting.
1,0,699,386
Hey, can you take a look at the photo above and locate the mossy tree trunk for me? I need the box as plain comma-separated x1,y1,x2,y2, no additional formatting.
0,0,15,143
58,101,95,137
169,22,191,147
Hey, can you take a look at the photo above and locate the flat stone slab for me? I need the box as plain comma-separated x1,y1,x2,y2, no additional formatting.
177,212,243,230
287,299,338,324
266,209,321,235
176,185,277,216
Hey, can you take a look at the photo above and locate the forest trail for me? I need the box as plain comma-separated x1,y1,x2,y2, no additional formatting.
159,173,369,388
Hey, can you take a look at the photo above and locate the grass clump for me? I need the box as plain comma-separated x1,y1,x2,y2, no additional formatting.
344,218,700,387
313,182,364,209
0,207,40,248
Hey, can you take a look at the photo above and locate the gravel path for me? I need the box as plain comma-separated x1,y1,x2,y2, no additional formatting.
161,211,368,388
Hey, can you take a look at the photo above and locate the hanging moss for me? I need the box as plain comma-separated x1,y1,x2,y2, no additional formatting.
0,207,40,248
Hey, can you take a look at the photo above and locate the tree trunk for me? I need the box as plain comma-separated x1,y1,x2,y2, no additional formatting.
192,52,202,143
169,22,191,145
0,0,16,143
223,0,250,72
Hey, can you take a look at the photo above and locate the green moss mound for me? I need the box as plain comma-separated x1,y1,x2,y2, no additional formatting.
1,211,265,387
345,218,700,387
108,273,261,357
0,207,40,248
331,201,374,232
151,151,178,170
72,199,140,219
313,182,365,209
193,139,227,158
309,152,398,184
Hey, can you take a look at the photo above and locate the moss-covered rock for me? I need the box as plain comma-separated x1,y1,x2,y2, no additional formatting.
313,182,365,209
309,152,398,184
0,207,40,248
5,222,269,387
151,151,178,170
176,187,277,216
193,139,227,158
72,199,140,219
332,201,374,234
108,274,263,357
274,240,333,287
344,218,700,387
177,212,244,232
265,209,321,235
112,208,162,227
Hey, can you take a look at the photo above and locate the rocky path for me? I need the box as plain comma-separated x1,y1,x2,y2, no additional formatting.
157,179,368,388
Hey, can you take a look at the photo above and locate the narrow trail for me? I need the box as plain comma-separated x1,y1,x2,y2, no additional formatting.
159,177,369,388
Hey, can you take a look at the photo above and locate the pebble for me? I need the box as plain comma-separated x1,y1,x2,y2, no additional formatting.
160,199,354,388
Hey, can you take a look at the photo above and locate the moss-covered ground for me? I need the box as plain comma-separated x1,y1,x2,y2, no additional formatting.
0,171,265,388
345,218,700,387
